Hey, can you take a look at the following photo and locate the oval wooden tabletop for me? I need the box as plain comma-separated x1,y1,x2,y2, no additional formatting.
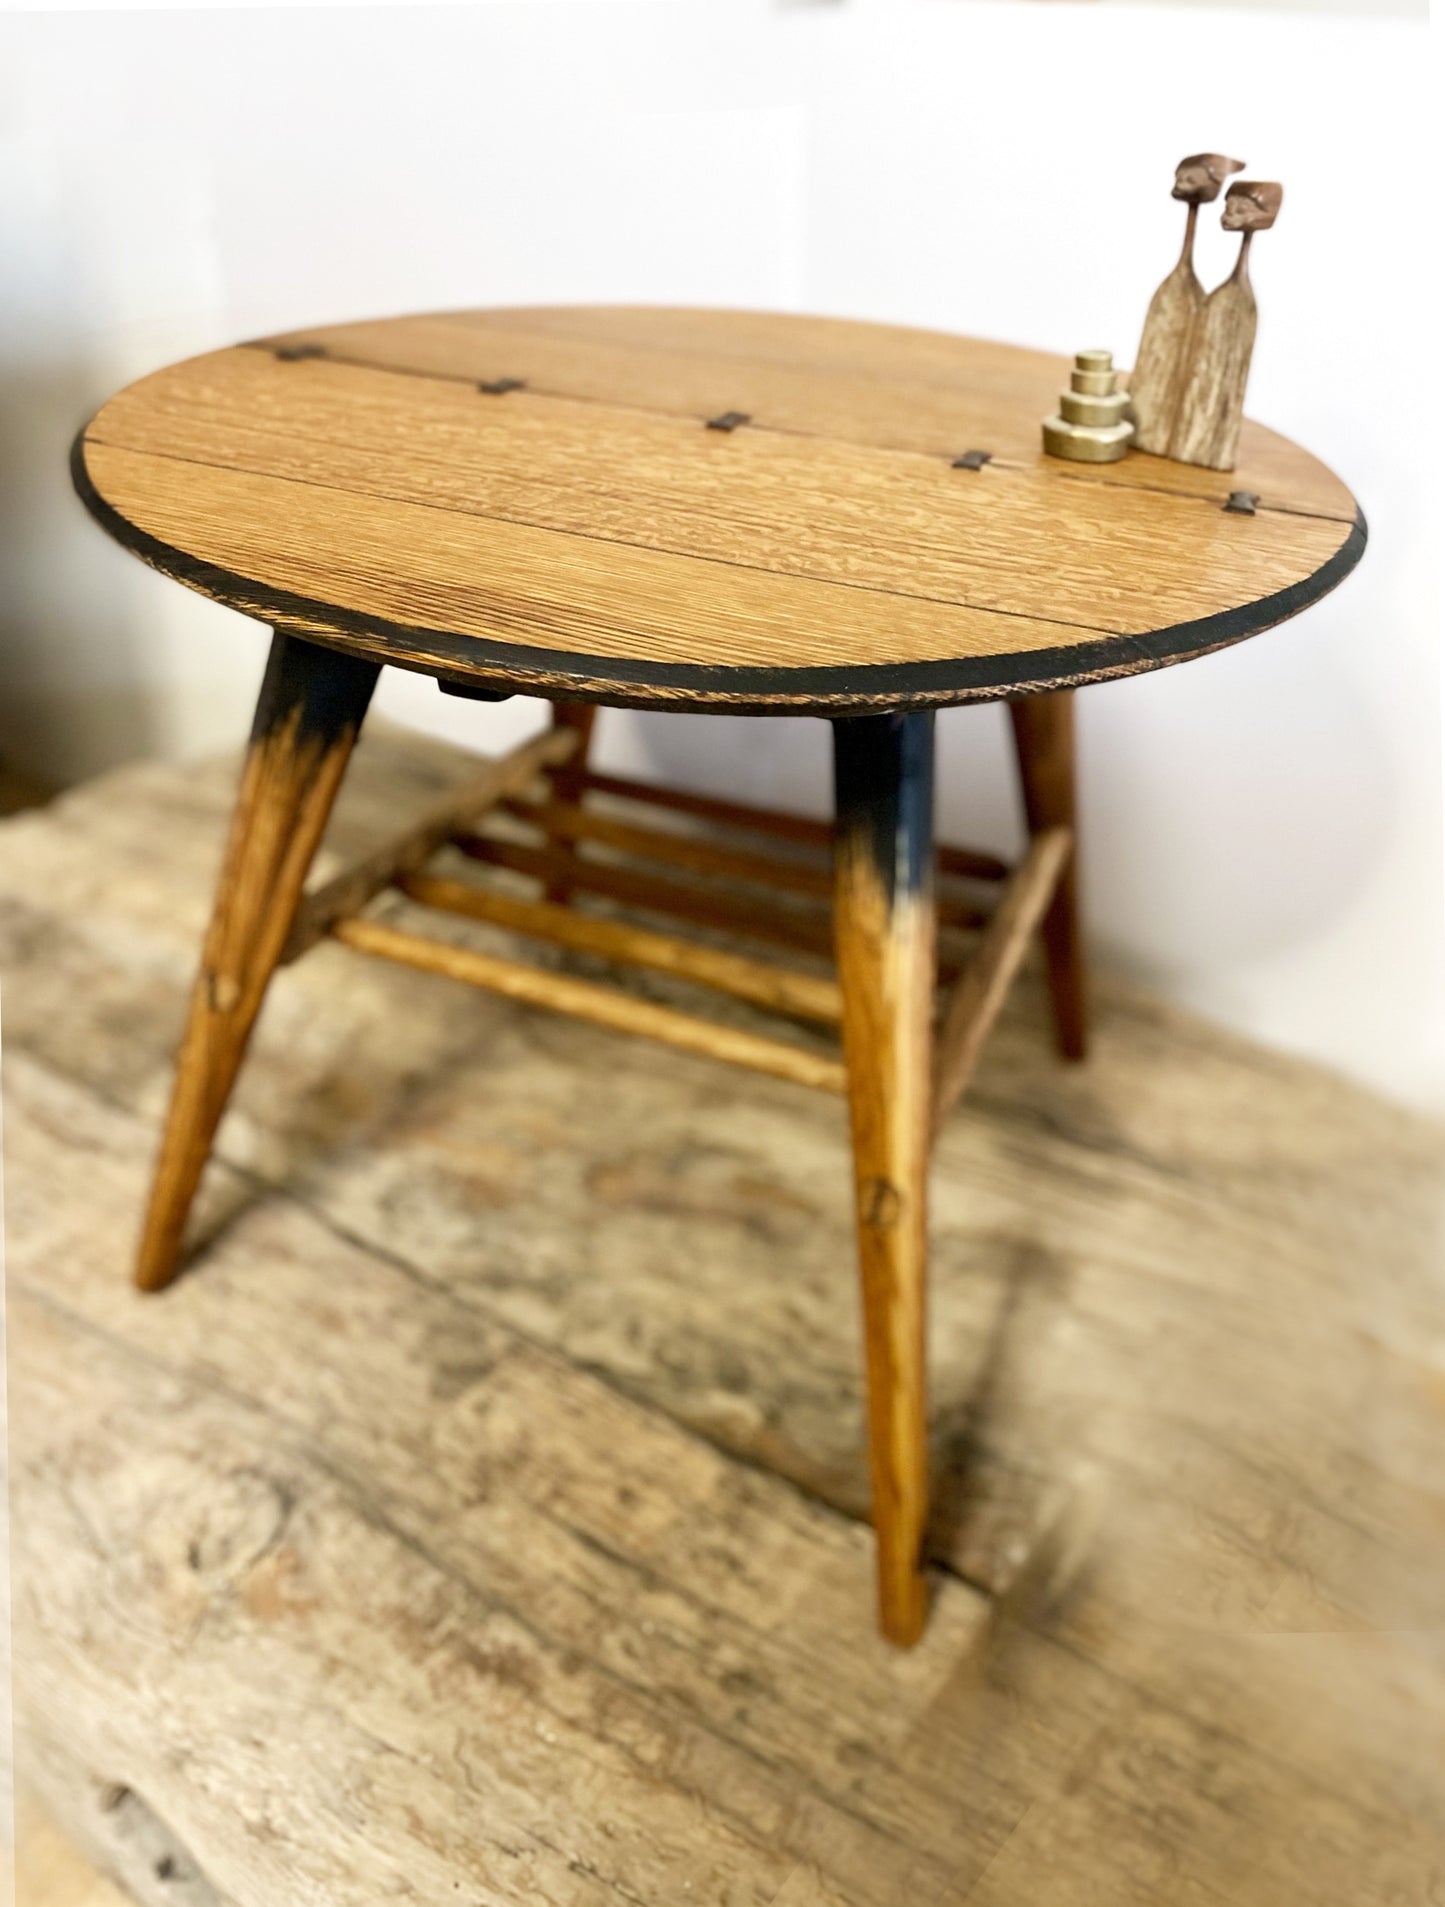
73,306,1364,715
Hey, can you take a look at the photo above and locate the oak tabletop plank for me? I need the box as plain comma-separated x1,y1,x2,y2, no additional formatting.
75,307,1363,712
265,305,1359,522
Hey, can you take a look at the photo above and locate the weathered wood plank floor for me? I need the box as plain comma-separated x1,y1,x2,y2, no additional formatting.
3,722,1442,1906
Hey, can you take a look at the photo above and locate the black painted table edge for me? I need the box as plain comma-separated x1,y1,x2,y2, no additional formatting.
71,431,1366,717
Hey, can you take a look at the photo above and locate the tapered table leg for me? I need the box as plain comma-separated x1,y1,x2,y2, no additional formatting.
1008,690,1087,1060
832,710,936,1647
135,631,379,1292
541,702,599,906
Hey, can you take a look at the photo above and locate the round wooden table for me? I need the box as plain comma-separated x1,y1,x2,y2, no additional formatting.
74,306,1363,1644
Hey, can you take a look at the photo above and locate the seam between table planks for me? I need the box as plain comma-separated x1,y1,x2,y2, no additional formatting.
253,314,1350,519
1046,465,1356,526
80,428,1136,642
84,373,1354,644
239,339,1356,527
71,430,1365,710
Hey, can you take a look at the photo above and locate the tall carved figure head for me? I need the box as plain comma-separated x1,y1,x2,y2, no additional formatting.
1222,180,1284,232
1172,154,1246,204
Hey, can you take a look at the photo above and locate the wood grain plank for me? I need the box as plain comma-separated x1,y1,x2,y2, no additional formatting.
7,731,1443,1907
87,350,1352,643
5,725,1439,1638
74,310,1362,711
5,1048,1018,1907
81,439,1121,678
261,307,1357,519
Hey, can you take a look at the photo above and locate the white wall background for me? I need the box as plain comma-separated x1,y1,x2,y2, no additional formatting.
0,0,1438,1113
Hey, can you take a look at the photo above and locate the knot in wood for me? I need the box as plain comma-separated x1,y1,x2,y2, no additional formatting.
206,971,243,1014
182,1467,293,1584
862,1177,903,1232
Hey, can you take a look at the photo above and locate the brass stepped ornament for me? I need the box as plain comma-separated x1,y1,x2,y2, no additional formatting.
1042,350,1135,463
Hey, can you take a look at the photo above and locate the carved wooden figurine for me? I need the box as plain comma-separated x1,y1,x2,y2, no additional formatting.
1130,153,1245,455
1170,180,1283,472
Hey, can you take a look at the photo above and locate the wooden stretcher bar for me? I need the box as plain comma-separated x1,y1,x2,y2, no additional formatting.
450,831,844,957
485,799,990,930
931,827,1073,1134
285,726,578,960
502,793,838,897
332,915,848,1095
578,769,1013,882
398,873,843,1024
275,736,1058,1115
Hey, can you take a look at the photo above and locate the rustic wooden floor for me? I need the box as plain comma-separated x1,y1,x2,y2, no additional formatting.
3,723,1442,1907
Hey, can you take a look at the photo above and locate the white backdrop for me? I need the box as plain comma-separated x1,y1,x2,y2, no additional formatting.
1,0,1438,1111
